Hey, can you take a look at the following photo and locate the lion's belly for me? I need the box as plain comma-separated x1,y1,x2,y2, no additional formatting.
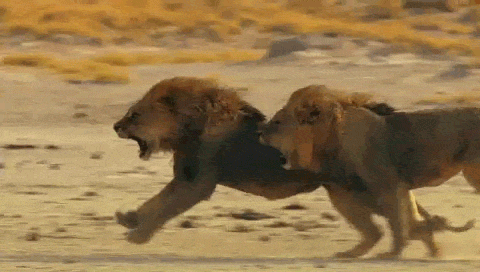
410,164,463,189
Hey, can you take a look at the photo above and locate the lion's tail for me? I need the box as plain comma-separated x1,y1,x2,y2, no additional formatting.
443,218,476,232
416,201,476,232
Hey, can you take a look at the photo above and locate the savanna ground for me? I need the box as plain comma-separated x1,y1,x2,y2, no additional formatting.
2,0,480,271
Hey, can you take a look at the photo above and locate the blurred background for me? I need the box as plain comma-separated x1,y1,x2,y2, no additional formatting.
0,0,479,83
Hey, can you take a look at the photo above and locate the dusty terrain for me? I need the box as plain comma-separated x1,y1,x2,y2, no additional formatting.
2,39,480,271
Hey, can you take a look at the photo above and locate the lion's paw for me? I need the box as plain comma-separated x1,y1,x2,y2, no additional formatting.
374,251,400,260
334,251,360,259
116,210,139,229
125,229,152,244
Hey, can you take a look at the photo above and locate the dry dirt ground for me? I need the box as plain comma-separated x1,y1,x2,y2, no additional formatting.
2,45,480,271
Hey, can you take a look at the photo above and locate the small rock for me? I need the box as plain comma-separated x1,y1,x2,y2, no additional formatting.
267,24,296,35
228,223,253,233
44,145,60,150
264,221,291,228
258,235,270,242
351,39,368,47
436,64,471,81
112,36,134,45
73,112,88,119
67,79,83,85
179,220,195,228
240,19,256,28
231,209,275,221
74,35,102,46
293,220,339,231
265,37,308,59
91,216,114,221
411,24,441,31
282,203,307,210
48,34,75,45
453,204,464,208
80,212,96,217
25,231,40,241
3,144,37,150
74,104,90,109
55,227,67,233
48,164,61,170
321,212,338,221
194,27,223,43
83,191,99,197
90,152,103,160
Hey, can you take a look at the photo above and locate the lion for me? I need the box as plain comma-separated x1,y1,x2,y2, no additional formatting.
113,77,471,257
260,85,477,259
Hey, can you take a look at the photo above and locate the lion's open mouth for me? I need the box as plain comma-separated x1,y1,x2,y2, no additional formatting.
279,154,293,170
130,136,152,160
280,155,287,165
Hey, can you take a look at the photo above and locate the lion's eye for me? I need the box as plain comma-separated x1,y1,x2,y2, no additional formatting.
130,112,140,121
273,120,281,125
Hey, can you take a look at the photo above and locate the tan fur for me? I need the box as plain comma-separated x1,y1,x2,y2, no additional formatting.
114,77,330,244
261,85,476,258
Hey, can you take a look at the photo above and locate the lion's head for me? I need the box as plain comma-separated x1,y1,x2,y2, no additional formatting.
260,85,394,172
114,77,264,160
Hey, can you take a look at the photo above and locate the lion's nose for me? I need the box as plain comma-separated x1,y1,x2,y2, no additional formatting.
114,123,121,132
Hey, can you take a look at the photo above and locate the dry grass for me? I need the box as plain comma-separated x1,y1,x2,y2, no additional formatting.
3,53,54,67
416,90,480,105
1,49,263,83
0,0,476,54
2,53,129,83
91,49,263,66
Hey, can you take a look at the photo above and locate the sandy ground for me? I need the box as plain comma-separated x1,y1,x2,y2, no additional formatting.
2,47,480,271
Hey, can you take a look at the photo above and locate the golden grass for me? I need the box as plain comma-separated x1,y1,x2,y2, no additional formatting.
0,0,477,56
2,53,129,83
3,53,54,67
416,90,480,105
91,49,263,65
1,49,263,83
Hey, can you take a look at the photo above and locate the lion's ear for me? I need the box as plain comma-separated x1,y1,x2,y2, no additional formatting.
364,102,395,116
295,104,321,125
158,95,176,108
239,104,265,122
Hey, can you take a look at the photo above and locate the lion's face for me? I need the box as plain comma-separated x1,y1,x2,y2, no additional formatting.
114,77,264,160
114,97,180,160
261,86,342,172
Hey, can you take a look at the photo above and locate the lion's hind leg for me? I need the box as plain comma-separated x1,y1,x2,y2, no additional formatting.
407,191,442,257
409,192,476,258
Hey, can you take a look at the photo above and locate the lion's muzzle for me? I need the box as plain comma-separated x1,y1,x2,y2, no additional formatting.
114,122,129,139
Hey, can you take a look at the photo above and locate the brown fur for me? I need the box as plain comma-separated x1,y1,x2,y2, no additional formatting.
114,77,329,244
261,85,476,258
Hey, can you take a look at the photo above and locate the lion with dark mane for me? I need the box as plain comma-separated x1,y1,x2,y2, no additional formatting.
260,85,477,258
113,77,472,258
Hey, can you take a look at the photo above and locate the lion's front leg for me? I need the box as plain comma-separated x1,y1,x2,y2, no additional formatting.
325,185,383,259
117,173,217,244
375,183,411,259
